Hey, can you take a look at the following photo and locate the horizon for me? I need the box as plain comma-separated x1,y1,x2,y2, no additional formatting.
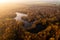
0,0,60,4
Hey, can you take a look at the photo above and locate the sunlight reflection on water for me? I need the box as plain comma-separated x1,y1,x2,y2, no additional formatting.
14,12,28,21
14,12,32,28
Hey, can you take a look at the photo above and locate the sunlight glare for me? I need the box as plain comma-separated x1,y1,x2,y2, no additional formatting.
0,0,8,3
0,0,25,3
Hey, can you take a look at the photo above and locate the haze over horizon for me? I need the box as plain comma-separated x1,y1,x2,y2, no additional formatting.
0,0,60,4
0,0,60,18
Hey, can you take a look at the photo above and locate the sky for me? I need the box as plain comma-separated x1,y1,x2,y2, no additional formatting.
0,0,60,4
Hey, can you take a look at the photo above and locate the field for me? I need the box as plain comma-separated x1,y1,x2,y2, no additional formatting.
0,3,60,40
